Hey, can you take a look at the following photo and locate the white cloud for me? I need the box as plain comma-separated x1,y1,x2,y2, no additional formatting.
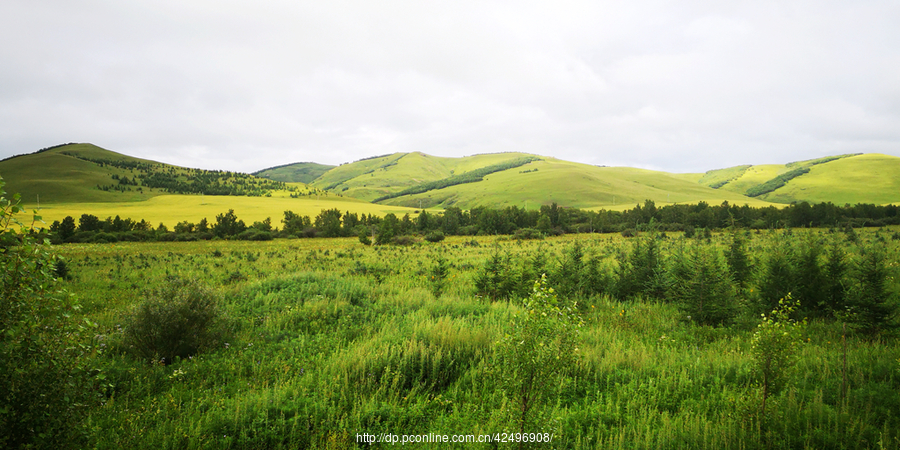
1,0,899,173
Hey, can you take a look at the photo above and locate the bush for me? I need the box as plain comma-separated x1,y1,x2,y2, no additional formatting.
424,230,445,243
123,278,224,365
390,235,417,246
493,275,583,435
513,228,544,240
1,178,98,448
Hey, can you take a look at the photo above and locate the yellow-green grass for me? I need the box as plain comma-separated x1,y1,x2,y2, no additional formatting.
311,151,539,202
759,153,900,205
380,158,778,210
29,194,422,229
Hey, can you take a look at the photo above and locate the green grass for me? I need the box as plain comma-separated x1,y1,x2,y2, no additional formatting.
48,229,900,449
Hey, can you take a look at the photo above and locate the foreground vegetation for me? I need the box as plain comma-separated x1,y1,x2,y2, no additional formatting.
4,181,900,448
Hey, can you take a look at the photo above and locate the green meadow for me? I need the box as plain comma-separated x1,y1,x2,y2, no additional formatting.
7,226,898,449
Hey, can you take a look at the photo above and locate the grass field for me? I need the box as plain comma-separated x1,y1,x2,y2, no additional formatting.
30,194,424,229
36,228,900,449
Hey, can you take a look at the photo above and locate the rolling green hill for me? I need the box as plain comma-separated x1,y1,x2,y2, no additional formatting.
0,143,318,204
308,152,541,202
4,144,899,222
374,157,778,210
252,162,335,184
696,153,900,205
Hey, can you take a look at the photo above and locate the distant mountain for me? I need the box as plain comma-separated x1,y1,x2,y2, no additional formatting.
253,162,335,184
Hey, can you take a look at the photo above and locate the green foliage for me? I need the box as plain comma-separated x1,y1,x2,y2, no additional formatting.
724,229,751,287
0,178,98,449
745,167,811,197
428,257,450,298
751,295,806,416
314,208,343,237
668,244,737,326
757,243,795,313
616,234,665,299
213,209,247,238
123,278,224,364
376,213,398,245
846,243,898,336
493,275,583,437
474,251,520,301
424,230,445,243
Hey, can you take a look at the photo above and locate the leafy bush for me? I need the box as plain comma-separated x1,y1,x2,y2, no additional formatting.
493,275,583,435
751,295,806,417
0,178,98,448
513,227,544,240
123,278,224,365
424,230,445,243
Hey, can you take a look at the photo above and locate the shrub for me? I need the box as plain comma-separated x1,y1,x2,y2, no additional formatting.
513,227,544,240
390,235,417,246
1,179,98,448
751,295,806,417
123,278,224,365
424,230,445,243
493,275,583,436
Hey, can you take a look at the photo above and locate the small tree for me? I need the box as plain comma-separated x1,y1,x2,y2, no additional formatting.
751,294,806,418
846,244,898,336
669,243,737,326
494,275,583,441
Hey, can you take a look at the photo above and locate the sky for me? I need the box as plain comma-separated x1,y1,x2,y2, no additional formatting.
2,0,899,174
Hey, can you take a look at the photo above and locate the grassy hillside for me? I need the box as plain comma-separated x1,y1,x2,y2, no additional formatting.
0,143,169,203
310,152,540,202
0,143,318,204
252,162,335,184
759,153,900,205
378,157,777,210
703,153,900,205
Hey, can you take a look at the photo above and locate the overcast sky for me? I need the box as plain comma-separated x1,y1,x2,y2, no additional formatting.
2,0,899,173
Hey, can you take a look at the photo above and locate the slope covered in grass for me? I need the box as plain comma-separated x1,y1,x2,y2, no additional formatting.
759,153,900,205
378,158,777,210
0,143,314,205
310,152,540,202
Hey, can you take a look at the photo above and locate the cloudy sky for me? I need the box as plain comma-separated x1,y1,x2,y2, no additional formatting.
2,0,899,173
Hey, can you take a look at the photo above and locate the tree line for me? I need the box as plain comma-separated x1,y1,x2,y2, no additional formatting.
45,199,900,244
